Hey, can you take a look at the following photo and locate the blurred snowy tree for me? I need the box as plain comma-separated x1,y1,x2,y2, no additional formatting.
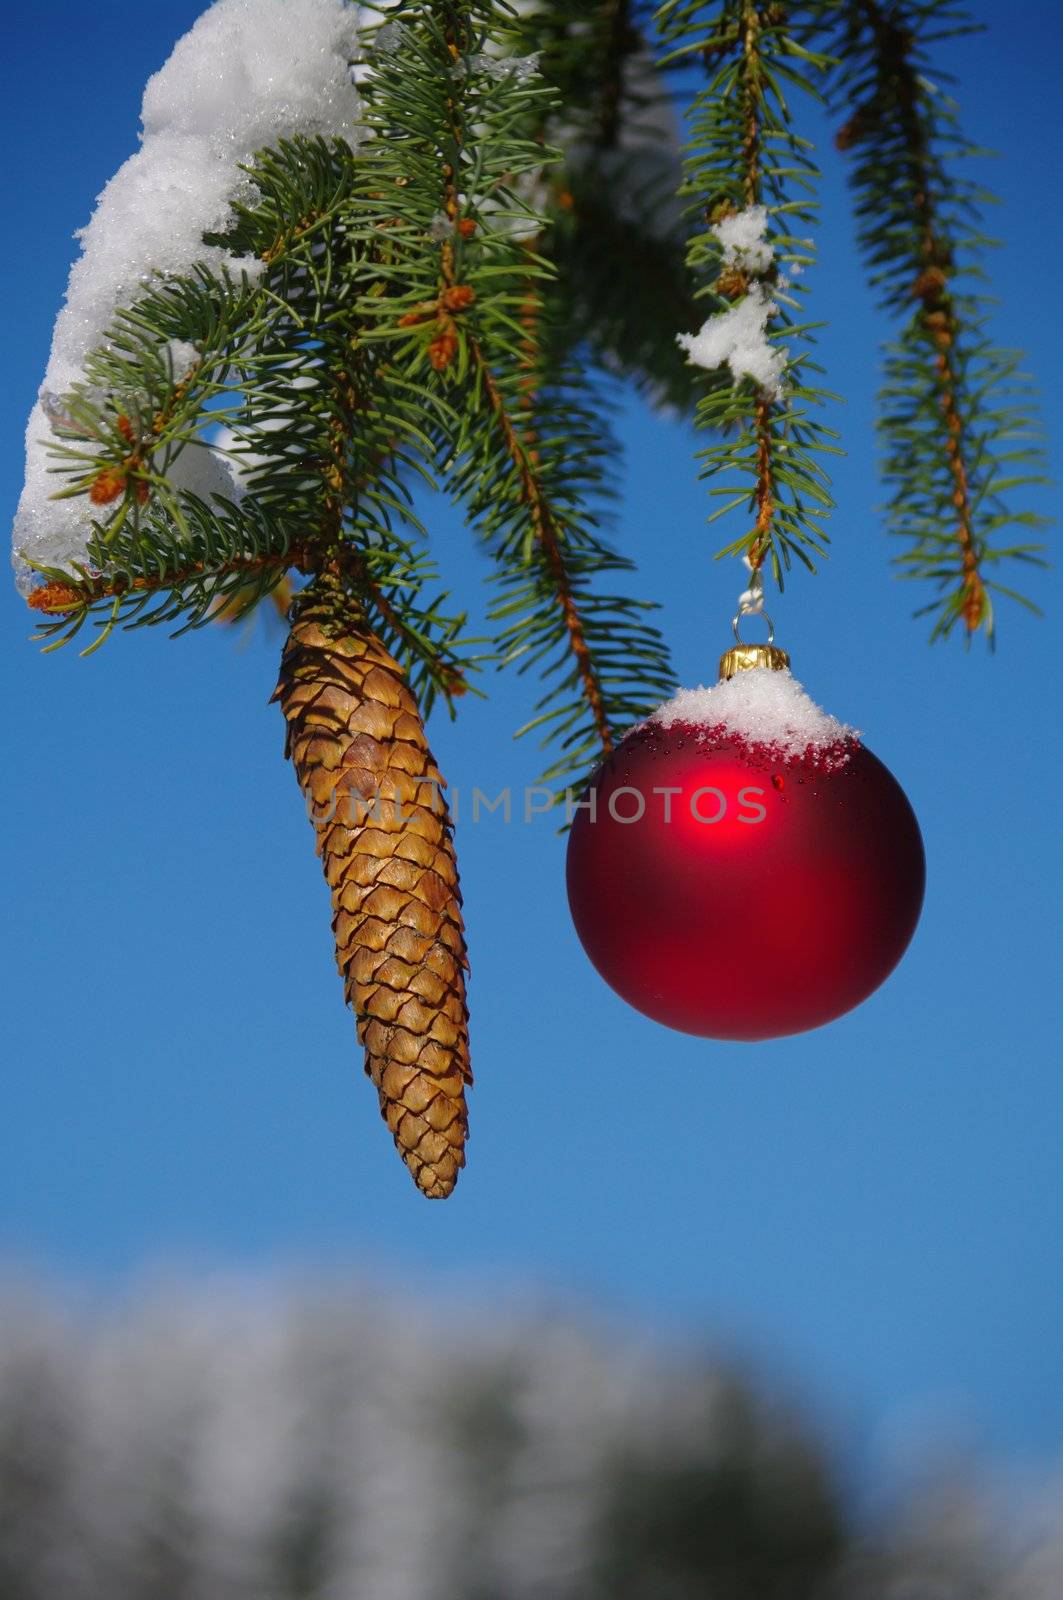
0,1282,1059,1600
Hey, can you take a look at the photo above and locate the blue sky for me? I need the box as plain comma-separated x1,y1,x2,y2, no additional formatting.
1,1,1060,1498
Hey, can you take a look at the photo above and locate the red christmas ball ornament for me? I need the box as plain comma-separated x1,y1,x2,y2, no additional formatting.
566,641,925,1040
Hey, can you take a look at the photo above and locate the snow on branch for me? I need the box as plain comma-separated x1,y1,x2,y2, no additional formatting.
676,208,786,398
712,202,773,274
13,0,364,588
678,281,786,396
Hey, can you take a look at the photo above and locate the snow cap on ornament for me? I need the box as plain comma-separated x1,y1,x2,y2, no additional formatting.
566,609,925,1041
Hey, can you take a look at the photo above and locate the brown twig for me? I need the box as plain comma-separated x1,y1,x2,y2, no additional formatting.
414,18,600,725
260,208,323,266
467,333,613,754
27,547,306,617
740,2,773,571
599,0,634,147
414,16,468,373
741,1,763,210
752,397,774,569
840,0,985,632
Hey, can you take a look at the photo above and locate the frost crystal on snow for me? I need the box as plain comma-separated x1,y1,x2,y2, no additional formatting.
428,211,456,242
677,283,787,397
39,390,71,427
507,52,542,85
455,51,541,84
373,20,409,54
650,668,857,761
12,0,364,590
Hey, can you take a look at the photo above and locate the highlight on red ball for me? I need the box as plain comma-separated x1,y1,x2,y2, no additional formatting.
565,718,925,1041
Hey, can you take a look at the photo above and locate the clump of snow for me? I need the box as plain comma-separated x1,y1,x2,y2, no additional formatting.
210,366,323,491
650,668,857,760
677,283,787,397
735,551,766,618
677,207,790,397
168,439,246,505
13,0,363,591
164,338,202,376
712,204,773,275
141,0,361,151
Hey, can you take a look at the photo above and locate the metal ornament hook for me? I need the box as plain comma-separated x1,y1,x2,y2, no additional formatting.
732,608,775,647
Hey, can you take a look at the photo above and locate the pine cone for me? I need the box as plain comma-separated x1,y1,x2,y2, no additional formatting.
273,572,471,1198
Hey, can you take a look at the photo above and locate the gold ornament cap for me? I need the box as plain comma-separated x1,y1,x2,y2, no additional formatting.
718,642,790,680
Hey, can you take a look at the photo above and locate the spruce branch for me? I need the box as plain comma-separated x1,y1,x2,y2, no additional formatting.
29,124,478,699
352,2,673,786
23,1,685,755
454,326,675,788
820,0,1048,640
495,0,700,407
658,0,840,591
